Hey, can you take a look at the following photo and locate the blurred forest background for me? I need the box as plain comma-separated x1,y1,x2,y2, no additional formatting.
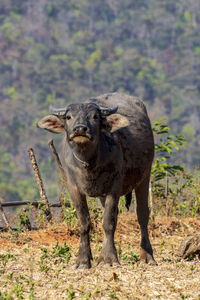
0,0,200,203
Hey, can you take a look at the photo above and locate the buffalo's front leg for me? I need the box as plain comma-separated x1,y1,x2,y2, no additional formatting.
97,195,119,266
69,189,92,269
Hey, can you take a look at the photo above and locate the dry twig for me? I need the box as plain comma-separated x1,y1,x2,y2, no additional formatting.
48,140,68,218
28,148,52,221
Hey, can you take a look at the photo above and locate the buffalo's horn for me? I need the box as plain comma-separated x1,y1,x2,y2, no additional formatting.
99,105,118,116
49,104,67,115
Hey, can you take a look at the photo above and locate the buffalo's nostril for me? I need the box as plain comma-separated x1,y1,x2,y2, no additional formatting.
73,125,88,133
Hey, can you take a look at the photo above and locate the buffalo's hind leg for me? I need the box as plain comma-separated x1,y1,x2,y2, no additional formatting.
135,174,155,263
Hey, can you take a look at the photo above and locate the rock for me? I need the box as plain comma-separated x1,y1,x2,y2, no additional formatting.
177,234,200,259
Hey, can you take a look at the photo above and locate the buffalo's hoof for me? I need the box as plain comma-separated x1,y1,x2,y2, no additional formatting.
140,248,157,264
97,253,120,267
97,243,120,267
73,247,93,269
73,260,91,269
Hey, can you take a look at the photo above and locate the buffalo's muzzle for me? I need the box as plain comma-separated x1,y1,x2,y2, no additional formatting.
73,125,88,135
69,124,92,143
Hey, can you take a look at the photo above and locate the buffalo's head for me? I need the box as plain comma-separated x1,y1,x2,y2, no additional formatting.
37,103,129,146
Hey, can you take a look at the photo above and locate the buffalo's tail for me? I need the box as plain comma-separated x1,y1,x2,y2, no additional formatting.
125,192,132,211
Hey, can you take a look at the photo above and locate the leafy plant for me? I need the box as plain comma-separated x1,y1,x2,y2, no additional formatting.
122,251,139,264
0,291,14,300
151,118,186,203
39,243,71,272
67,288,75,300
180,293,191,299
0,253,17,267
108,291,118,299
51,243,71,264
17,209,31,231
152,118,186,182
62,198,77,228
13,279,24,300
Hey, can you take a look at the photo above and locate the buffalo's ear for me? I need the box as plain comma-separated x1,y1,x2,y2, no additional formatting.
37,115,65,133
106,114,129,132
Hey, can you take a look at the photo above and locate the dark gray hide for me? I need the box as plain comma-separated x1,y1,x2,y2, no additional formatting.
37,92,155,268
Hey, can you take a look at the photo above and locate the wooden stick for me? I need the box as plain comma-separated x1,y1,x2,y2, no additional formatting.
165,171,170,216
0,197,10,229
0,201,70,208
48,139,67,185
48,139,67,207
27,148,52,221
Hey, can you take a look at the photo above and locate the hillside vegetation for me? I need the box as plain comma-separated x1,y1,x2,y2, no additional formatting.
0,0,200,202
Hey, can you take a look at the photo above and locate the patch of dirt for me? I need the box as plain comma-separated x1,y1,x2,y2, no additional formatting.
0,213,200,299
0,225,79,250
25,226,79,246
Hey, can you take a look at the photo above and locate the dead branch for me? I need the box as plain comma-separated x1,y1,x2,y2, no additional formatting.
48,139,67,185
0,201,70,208
27,148,52,221
48,139,67,208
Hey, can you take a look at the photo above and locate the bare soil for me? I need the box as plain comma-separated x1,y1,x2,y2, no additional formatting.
0,213,200,300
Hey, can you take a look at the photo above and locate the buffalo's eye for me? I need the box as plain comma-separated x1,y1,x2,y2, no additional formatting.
93,114,98,120
66,115,71,120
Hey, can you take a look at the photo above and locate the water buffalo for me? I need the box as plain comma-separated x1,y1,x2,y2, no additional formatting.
37,92,155,268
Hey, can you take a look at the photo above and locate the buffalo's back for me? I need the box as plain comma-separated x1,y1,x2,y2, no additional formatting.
90,93,154,192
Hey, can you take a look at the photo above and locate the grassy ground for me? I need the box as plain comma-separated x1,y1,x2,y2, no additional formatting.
0,212,200,300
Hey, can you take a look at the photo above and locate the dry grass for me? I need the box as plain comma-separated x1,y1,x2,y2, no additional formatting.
0,212,200,300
